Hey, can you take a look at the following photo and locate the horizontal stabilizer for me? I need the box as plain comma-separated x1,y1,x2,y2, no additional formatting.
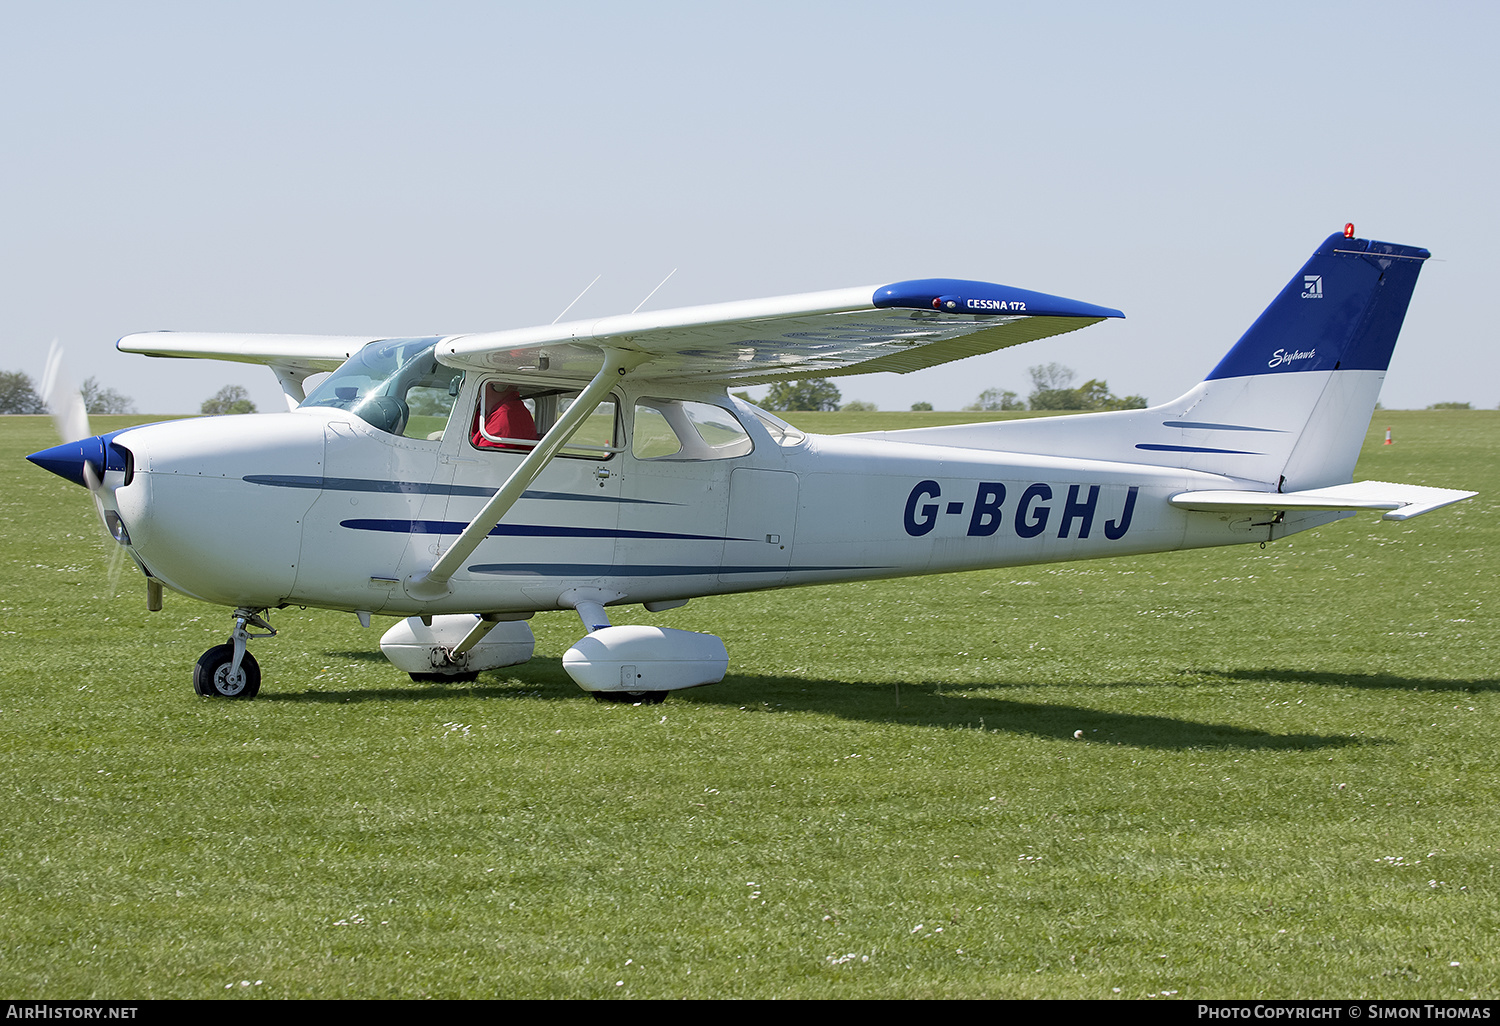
1171,480,1476,521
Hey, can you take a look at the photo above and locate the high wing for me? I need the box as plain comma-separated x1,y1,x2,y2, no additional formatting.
117,331,380,372
118,332,391,409
435,279,1123,385
117,280,1122,391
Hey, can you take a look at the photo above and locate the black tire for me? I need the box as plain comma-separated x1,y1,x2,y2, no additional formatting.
591,690,668,705
193,644,261,699
409,671,480,683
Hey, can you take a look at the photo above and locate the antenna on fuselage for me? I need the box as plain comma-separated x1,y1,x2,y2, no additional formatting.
631,268,678,314
551,274,602,325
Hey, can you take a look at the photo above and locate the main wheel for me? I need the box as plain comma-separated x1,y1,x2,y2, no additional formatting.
193,644,261,699
591,690,668,705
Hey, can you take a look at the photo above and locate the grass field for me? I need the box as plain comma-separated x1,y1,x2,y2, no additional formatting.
2,410,1496,999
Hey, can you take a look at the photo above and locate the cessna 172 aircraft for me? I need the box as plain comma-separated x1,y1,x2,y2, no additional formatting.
27,227,1474,701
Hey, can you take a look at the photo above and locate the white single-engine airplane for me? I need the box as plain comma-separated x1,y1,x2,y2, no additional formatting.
28,227,1475,701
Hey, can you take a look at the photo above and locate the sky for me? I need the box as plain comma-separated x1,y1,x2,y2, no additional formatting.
2,1,1496,415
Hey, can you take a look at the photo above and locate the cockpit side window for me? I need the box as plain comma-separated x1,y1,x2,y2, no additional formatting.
471,380,619,460
403,375,464,440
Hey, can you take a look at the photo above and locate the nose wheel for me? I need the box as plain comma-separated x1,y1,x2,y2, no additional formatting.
194,608,274,699
194,644,261,698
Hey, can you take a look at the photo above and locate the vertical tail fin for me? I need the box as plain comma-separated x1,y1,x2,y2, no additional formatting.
1205,232,1429,382
1187,231,1429,489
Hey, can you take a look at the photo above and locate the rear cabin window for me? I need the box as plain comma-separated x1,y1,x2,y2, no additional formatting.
750,407,806,447
632,400,752,461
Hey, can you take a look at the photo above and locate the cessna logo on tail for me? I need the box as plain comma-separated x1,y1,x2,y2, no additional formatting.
1301,275,1323,299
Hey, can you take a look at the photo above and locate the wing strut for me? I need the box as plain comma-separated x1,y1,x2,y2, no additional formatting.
270,365,315,411
404,347,648,600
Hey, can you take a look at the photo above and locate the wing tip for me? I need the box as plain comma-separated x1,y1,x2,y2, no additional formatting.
872,278,1123,319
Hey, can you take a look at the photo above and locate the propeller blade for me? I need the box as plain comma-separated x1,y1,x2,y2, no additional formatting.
40,339,91,444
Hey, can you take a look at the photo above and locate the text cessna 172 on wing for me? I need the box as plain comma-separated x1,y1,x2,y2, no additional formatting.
28,227,1475,701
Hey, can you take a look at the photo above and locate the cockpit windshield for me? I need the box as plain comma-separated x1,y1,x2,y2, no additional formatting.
300,337,462,438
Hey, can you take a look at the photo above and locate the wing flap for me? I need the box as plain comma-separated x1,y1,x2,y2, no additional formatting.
1172,480,1476,521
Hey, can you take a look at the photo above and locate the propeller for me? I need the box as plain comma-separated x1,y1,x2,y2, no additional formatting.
31,341,129,594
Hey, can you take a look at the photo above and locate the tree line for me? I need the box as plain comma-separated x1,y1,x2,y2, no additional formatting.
744,363,1147,414
0,372,260,416
965,363,1146,412
0,371,137,415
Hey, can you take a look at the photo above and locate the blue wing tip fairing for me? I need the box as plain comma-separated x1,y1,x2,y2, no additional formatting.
872,278,1124,320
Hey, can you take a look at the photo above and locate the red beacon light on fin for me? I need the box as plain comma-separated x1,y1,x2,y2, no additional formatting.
1344,222,1356,238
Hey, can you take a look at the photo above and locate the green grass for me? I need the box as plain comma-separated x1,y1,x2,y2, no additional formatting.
1,411,1496,998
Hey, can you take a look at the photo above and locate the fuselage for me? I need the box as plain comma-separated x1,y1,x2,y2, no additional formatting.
100,385,1299,617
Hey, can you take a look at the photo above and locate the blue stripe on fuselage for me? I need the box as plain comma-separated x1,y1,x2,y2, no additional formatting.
1135,443,1261,455
243,474,675,505
340,518,743,542
466,563,889,577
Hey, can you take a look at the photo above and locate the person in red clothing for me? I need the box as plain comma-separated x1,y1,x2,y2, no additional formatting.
471,383,538,450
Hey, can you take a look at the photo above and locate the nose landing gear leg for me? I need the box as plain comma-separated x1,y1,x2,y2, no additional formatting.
193,608,276,699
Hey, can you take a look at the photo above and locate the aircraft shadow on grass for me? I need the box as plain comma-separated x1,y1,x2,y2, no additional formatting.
257,651,1387,752
1193,667,1499,695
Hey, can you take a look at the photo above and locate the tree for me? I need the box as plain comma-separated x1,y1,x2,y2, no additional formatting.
1427,401,1472,410
201,385,257,416
80,377,136,415
0,371,47,414
1028,362,1075,390
761,378,841,412
1072,378,1147,411
1024,364,1145,411
964,387,1022,412
910,401,933,411
840,399,878,412
1027,362,1078,409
